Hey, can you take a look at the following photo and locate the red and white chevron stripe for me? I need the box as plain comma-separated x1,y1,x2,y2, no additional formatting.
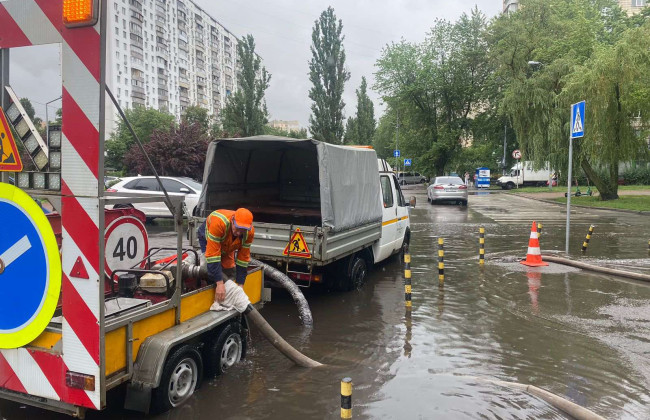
0,0,103,410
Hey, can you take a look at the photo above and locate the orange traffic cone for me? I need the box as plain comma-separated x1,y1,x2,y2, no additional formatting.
520,221,549,267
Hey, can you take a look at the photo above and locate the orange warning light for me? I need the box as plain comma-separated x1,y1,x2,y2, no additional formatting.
63,0,99,28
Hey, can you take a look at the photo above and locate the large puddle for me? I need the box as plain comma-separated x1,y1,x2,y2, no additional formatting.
2,189,648,419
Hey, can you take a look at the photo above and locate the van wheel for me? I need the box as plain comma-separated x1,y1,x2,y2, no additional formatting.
505,182,515,190
348,255,368,290
151,345,203,413
204,322,245,377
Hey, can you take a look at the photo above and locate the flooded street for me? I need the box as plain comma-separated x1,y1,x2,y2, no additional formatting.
3,188,649,419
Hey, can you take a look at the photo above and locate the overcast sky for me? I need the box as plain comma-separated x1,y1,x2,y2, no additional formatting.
9,0,501,127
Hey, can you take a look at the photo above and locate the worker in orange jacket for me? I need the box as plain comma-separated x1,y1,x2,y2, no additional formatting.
197,208,254,303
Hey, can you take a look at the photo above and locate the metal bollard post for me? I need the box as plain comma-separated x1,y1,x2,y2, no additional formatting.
479,227,485,265
438,238,444,285
581,225,595,253
537,222,543,237
404,254,412,309
341,377,352,419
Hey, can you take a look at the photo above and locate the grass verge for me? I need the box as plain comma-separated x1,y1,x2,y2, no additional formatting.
508,185,650,194
553,195,650,211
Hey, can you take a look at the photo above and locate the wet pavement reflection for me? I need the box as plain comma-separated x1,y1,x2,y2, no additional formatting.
2,188,649,419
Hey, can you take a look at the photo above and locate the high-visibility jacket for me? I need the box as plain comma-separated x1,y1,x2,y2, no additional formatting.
204,209,255,284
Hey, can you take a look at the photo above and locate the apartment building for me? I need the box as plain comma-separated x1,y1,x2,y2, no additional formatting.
106,0,243,131
502,0,519,14
269,120,301,133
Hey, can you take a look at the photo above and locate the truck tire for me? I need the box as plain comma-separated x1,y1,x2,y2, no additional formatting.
348,255,368,291
204,321,245,377
151,345,203,413
332,253,368,291
505,182,515,190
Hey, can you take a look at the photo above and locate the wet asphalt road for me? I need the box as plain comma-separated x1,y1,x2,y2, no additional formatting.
2,187,649,419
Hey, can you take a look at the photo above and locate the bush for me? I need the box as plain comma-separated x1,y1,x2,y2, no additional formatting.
622,166,650,185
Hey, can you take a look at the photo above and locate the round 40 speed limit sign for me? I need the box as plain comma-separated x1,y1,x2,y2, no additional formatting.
104,216,149,278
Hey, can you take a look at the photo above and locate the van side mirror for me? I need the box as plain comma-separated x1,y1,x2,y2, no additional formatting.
409,196,416,208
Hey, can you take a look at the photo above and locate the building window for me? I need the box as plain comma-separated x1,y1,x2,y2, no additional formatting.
633,0,645,6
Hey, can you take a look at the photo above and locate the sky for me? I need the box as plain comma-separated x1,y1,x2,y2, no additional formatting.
8,0,502,127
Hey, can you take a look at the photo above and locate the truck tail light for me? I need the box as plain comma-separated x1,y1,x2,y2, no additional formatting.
66,371,95,391
63,0,99,28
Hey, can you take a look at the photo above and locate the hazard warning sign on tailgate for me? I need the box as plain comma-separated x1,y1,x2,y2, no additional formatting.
0,108,22,172
283,228,312,258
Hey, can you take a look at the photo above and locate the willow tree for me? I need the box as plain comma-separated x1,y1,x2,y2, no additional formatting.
492,0,647,200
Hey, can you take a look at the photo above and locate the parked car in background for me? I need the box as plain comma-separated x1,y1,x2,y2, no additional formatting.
398,171,427,185
427,176,468,206
104,176,120,189
107,176,202,219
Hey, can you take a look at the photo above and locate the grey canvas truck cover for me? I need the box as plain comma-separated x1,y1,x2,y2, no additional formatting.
196,136,383,264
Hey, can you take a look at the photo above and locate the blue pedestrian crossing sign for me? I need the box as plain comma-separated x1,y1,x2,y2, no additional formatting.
404,158,412,166
571,101,585,139
393,150,400,157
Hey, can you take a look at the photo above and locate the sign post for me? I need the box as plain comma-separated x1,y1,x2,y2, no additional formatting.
567,101,585,254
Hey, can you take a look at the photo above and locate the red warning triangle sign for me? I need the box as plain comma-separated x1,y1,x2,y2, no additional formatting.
0,107,22,172
70,256,89,279
282,228,312,259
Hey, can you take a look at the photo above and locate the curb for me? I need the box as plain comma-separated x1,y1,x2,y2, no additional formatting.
513,193,650,215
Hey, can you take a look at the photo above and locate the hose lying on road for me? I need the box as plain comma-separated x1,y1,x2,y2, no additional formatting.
244,304,323,368
489,379,605,420
251,258,314,327
543,255,650,282
178,258,314,327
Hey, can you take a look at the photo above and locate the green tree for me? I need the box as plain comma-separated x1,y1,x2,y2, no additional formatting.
182,105,211,135
353,77,376,145
221,34,271,137
375,8,492,175
308,7,350,144
343,117,357,144
106,107,175,173
491,0,646,200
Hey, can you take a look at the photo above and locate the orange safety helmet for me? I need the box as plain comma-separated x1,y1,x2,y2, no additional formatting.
233,208,253,230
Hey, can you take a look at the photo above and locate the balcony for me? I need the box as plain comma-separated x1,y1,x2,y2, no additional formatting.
131,10,143,23
156,47,169,61
131,86,145,99
129,0,143,12
177,0,187,12
155,4,166,16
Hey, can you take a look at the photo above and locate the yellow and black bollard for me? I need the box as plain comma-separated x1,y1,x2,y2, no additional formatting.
404,254,412,310
341,377,352,419
438,238,444,285
479,227,485,265
537,223,543,237
581,225,595,253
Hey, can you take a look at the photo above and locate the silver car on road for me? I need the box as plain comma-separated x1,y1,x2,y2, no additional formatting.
427,176,468,206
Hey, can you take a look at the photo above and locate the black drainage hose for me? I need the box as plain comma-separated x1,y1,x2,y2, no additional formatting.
251,258,314,327
244,304,322,368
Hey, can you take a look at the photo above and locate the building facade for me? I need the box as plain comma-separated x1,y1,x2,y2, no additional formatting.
503,0,519,14
106,0,243,131
269,120,301,132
